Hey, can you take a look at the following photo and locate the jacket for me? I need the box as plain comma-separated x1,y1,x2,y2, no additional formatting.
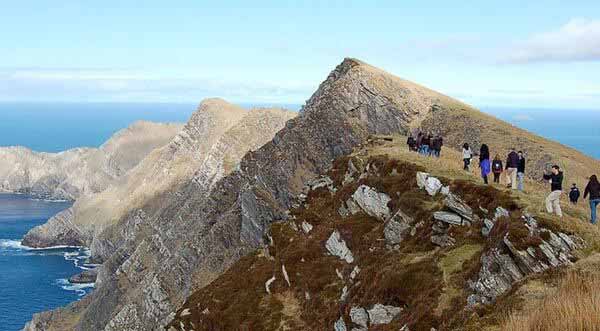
506,151,519,169
517,157,526,173
462,148,472,159
422,136,431,146
492,160,503,174
569,187,581,201
543,171,563,191
584,181,600,200
431,137,443,150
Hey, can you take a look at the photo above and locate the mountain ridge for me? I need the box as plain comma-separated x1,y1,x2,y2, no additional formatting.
22,58,600,331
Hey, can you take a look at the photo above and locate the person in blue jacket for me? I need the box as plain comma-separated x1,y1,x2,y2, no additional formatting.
479,144,491,184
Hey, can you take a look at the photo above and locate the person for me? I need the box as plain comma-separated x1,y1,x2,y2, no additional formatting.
517,151,526,191
584,175,600,224
420,133,431,156
569,183,580,205
431,135,443,158
543,165,564,217
406,135,416,152
505,148,519,190
479,144,491,184
415,131,423,154
492,154,503,184
462,143,472,170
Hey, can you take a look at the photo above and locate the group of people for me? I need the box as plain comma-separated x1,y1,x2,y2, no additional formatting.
405,133,600,224
462,144,526,190
406,131,443,157
461,143,600,223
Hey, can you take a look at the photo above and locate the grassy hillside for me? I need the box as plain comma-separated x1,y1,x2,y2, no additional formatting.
168,136,600,330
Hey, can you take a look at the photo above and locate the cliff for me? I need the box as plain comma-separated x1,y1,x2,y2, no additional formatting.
0,121,182,201
23,58,600,331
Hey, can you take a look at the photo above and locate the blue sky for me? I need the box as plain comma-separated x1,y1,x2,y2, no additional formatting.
1,1,600,108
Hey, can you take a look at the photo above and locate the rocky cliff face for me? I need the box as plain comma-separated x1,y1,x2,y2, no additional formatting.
0,121,182,201
23,58,600,331
21,99,250,248
25,58,453,331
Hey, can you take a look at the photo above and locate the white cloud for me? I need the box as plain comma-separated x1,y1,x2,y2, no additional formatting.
505,18,600,63
0,68,312,103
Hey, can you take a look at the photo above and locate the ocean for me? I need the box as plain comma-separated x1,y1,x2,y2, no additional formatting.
0,102,598,330
0,194,87,331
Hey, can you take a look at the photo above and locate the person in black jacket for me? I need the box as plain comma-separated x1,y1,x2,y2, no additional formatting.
569,183,580,205
517,151,526,191
492,154,503,183
407,135,416,152
505,148,519,189
584,175,600,224
543,165,563,217
431,135,443,158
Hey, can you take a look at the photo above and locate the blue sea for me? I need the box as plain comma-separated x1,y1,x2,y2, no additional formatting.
0,194,86,331
0,103,598,330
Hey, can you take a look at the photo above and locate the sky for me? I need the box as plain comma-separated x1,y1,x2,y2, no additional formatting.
1,1,600,108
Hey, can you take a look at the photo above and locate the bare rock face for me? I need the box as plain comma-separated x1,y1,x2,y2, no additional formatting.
0,121,182,201
25,59,468,331
326,230,355,263
351,185,392,221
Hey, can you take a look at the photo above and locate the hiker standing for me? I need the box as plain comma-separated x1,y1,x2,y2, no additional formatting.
569,183,581,205
543,165,564,217
431,135,443,158
406,135,416,152
517,151,526,191
462,143,472,170
479,144,491,184
492,154,503,184
505,148,519,190
416,131,424,154
584,175,600,224
420,134,431,156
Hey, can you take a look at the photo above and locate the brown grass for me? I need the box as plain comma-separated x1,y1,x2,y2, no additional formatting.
503,271,600,331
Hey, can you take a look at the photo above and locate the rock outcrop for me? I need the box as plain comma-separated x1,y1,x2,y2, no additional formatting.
0,121,181,201
25,58,450,331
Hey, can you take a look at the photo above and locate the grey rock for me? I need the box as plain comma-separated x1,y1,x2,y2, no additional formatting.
494,207,510,220
440,186,450,196
431,234,456,247
350,307,369,328
334,316,348,331
301,221,314,234
340,285,349,301
326,230,354,263
384,209,414,245
425,177,443,196
416,172,429,189
282,265,291,286
68,269,97,284
351,185,392,220
433,211,464,226
346,198,362,216
367,303,402,325
309,175,335,192
444,193,473,221
265,276,276,294
350,266,361,280
482,218,495,237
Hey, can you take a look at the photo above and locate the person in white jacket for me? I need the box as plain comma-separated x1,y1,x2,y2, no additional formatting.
462,143,472,171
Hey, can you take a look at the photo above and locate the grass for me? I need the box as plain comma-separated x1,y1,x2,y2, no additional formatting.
167,136,600,331
502,270,600,331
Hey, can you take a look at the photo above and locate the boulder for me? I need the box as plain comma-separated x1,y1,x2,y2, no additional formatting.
351,185,392,220
325,230,354,263
68,269,98,284
444,193,473,221
334,317,347,331
425,177,443,196
441,186,450,196
350,307,368,328
350,266,361,280
494,207,509,220
367,304,402,325
309,176,335,191
468,248,524,306
433,211,463,226
384,209,414,245
481,218,494,237
346,198,362,216
416,172,429,189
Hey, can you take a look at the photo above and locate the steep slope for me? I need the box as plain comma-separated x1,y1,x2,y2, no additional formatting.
22,98,249,248
23,58,600,331
0,121,182,200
